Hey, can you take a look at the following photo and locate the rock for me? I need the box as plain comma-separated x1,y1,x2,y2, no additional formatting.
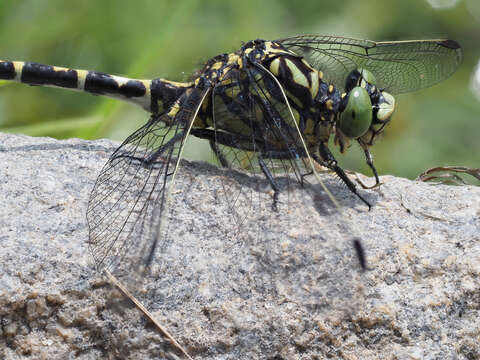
0,132,479,359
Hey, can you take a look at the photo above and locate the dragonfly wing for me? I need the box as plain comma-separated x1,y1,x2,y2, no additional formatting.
206,62,312,234
87,83,210,277
277,35,462,94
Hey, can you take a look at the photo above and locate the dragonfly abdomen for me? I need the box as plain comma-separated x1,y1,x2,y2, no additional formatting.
0,60,155,111
0,60,191,114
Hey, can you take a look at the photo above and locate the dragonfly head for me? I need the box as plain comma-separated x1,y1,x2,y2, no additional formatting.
337,68,395,145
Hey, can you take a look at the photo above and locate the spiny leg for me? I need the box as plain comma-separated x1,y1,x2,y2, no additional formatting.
317,142,371,209
357,147,381,189
190,128,238,167
192,128,258,152
208,140,230,168
191,128,280,210
258,155,280,211
260,149,314,188
309,156,371,269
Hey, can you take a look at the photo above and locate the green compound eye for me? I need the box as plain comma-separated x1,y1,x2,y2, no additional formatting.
338,86,372,138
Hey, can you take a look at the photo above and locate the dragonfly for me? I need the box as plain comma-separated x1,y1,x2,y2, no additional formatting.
0,35,462,277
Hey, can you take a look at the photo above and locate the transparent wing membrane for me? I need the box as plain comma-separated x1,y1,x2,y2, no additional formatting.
87,84,209,279
278,35,463,94
206,62,316,240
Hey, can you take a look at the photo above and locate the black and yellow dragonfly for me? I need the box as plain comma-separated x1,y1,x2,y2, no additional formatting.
0,35,462,275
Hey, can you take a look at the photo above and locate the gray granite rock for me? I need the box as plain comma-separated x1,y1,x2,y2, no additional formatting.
0,132,479,360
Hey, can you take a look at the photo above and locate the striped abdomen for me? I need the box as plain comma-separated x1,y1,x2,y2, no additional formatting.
0,60,191,114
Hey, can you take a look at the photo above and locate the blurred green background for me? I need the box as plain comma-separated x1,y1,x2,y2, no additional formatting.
0,0,479,180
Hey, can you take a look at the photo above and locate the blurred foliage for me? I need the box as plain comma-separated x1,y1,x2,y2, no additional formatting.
0,0,479,179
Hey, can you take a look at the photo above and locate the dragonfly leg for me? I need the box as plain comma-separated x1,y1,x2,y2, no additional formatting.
258,155,279,211
192,128,259,150
190,128,245,167
300,170,313,187
192,128,280,210
261,148,313,188
360,148,381,189
318,143,371,210
208,140,230,168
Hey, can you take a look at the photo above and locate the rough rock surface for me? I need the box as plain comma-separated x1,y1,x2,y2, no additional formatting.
0,132,479,360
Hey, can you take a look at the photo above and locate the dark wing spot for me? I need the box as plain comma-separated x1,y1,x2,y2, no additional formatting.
438,39,461,50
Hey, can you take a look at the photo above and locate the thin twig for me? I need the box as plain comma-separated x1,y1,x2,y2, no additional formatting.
105,270,193,360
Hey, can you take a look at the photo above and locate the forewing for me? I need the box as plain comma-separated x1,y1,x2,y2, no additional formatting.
87,85,209,279
277,35,462,94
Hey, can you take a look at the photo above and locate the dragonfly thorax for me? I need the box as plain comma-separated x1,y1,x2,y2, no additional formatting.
262,43,343,148
194,40,345,151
